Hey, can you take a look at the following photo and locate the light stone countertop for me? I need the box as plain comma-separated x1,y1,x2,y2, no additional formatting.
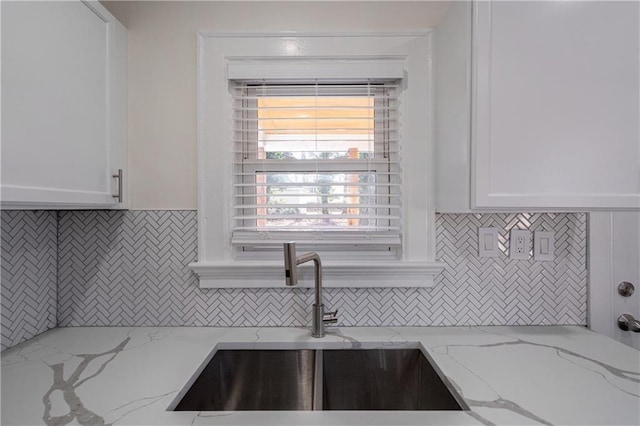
1,326,639,426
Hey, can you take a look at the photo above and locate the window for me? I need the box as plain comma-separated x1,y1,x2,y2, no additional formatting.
192,33,442,288
231,82,401,252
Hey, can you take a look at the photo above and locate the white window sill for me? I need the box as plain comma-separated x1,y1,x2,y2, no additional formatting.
188,261,445,289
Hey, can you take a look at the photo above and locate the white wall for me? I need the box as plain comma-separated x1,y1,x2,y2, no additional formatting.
101,1,450,209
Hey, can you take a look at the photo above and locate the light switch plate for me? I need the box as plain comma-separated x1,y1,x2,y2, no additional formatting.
534,231,555,261
478,228,499,258
509,229,530,260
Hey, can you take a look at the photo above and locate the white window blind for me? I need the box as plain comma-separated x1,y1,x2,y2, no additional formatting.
231,81,402,247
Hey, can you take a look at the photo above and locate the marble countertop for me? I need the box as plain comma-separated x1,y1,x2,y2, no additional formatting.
1,326,639,425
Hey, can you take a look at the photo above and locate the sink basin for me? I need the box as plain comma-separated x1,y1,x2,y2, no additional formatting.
174,350,316,411
322,349,464,410
172,347,467,411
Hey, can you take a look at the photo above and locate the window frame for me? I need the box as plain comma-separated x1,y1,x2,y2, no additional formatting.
191,32,443,288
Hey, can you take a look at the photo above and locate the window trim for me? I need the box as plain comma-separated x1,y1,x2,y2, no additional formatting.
190,32,443,288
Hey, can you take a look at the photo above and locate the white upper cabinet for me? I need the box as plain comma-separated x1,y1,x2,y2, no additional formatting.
1,1,127,209
436,1,640,212
435,1,473,213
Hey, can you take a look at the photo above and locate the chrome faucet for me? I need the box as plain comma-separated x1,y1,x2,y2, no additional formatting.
283,242,338,338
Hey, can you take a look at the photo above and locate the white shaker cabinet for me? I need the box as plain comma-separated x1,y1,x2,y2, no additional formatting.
436,1,640,212
1,0,127,209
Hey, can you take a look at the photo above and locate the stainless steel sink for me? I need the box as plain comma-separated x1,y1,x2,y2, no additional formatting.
174,350,316,411
322,349,465,410
172,347,467,411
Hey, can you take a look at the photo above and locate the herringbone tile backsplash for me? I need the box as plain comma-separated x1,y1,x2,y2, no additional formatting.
0,209,587,349
1,211,57,351
435,213,586,325
55,210,587,327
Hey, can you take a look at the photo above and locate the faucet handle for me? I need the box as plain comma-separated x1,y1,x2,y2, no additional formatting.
323,309,338,324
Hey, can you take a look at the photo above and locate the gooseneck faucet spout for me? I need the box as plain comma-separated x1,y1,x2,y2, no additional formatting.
283,242,337,338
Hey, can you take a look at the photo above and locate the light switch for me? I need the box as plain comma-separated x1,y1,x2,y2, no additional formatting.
534,231,555,261
484,234,494,250
540,238,549,254
479,228,499,258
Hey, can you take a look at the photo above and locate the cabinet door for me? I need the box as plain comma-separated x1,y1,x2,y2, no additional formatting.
1,1,127,209
472,1,639,210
